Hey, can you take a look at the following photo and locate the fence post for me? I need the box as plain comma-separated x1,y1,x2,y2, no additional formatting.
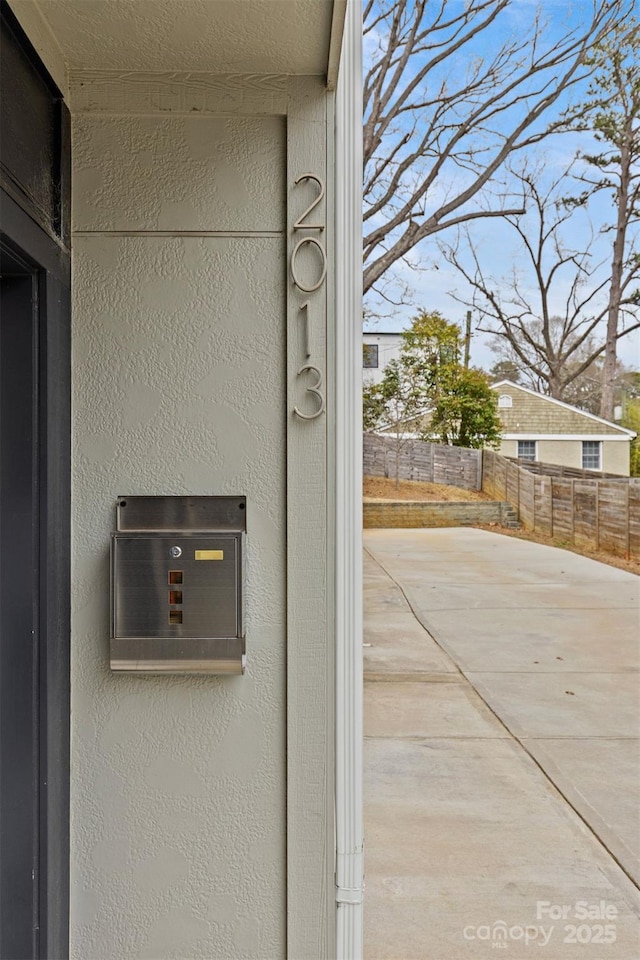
571,480,575,545
532,475,536,531
595,480,600,551
626,483,630,559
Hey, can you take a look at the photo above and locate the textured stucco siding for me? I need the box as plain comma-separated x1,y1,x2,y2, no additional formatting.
603,441,631,476
536,439,582,469
499,438,584,466
498,439,518,459
71,105,287,959
498,438,630,476
73,114,285,233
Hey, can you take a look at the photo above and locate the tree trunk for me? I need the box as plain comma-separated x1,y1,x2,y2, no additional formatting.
600,135,631,422
395,438,400,488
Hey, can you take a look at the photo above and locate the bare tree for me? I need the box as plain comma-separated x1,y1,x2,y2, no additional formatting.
441,164,640,406
363,0,628,304
561,22,640,420
488,331,632,416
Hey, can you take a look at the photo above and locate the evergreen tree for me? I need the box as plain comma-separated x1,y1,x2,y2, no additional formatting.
363,311,502,452
564,22,640,420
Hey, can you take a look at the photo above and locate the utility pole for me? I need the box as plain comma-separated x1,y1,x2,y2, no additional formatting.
463,310,472,368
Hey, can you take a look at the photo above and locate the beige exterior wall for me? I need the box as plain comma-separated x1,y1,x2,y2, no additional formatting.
69,73,333,959
536,439,582,469
497,438,630,475
603,441,632,476
498,439,518,459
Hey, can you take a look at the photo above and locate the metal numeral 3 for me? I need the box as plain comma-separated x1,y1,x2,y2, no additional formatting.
293,364,325,420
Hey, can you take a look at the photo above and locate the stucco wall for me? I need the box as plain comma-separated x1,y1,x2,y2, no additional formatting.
498,439,518,459
602,441,631,476
71,95,288,959
536,439,581,469
497,438,630,476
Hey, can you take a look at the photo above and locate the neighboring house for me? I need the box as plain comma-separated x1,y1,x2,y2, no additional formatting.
363,330,403,384
1,3,362,959
492,381,636,476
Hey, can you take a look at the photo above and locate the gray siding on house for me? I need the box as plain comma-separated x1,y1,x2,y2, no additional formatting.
493,383,628,436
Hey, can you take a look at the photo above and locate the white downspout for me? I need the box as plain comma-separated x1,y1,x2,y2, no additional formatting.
335,1,364,957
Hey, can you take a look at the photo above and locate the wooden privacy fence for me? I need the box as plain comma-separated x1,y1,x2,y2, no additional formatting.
364,433,483,491
505,460,625,480
483,450,640,560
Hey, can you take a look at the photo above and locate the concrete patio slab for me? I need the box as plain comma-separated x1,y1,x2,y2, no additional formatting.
524,738,640,883
414,606,640,673
468,671,640,739
403,579,640,611
364,528,640,959
366,737,640,960
375,557,636,586
364,529,638,582
365,681,509,740
364,552,456,677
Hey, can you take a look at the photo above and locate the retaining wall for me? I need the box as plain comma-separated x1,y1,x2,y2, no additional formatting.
363,500,512,529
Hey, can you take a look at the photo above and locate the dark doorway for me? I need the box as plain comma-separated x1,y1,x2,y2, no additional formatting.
0,242,43,960
0,3,71,958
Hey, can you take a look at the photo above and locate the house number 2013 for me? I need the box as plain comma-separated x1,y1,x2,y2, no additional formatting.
292,174,326,421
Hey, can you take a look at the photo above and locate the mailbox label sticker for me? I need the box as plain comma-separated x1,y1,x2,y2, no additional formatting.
195,549,224,561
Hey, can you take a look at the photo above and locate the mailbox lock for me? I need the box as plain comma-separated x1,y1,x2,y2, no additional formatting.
169,545,182,558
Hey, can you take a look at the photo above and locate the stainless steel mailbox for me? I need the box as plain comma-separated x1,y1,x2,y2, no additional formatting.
111,496,246,674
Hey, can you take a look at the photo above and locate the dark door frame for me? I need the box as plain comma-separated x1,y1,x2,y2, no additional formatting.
1,3,71,957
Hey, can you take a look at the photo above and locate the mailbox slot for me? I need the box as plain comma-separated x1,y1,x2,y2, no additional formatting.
111,496,246,675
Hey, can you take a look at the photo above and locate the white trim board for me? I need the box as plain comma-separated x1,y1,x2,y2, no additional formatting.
502,433,633,442
335,0,364,956
286,77,335,959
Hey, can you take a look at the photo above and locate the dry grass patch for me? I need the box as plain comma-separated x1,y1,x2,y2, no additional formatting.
364,475,491,502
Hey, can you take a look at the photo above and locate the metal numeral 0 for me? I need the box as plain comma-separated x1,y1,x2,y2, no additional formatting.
293,364,325,420
290,237,327,293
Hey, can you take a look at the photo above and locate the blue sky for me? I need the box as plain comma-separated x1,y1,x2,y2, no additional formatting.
363,0,640,373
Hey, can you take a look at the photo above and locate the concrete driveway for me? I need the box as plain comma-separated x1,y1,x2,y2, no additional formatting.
364,528,640,960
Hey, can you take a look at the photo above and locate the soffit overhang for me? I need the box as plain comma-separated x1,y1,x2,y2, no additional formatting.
9,0,344,82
